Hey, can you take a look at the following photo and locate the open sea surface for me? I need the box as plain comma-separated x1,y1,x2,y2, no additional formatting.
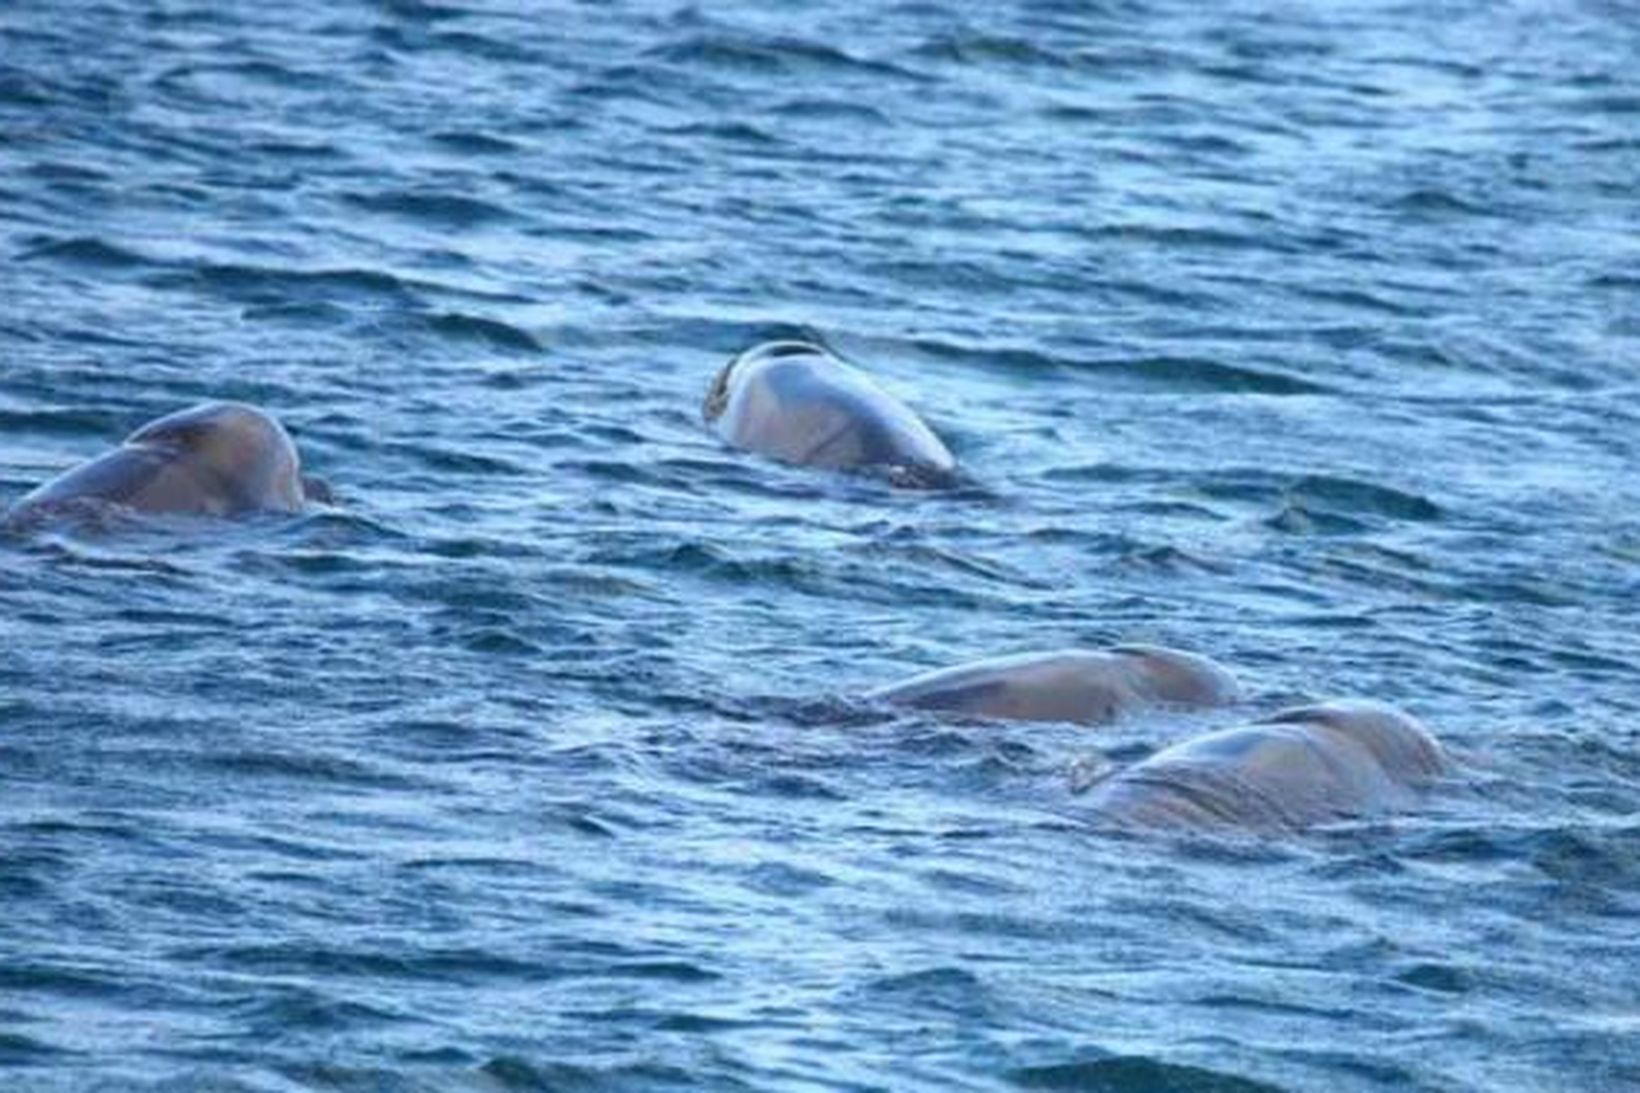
2,1,1638,1089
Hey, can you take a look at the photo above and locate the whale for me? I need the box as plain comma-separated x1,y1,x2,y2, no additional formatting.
6,401,327,525
1082,700,1449,832
703,341,956,485
867,645,1241,725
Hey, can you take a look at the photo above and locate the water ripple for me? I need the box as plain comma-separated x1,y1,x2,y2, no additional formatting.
2,0,1637,1090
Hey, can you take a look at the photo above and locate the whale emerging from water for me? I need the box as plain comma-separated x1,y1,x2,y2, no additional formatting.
1083,700,1449,832
7,401,327,525
703,341,956,485
867,645,1241,725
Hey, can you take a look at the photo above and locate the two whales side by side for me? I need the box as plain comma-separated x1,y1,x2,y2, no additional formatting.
703,341,957,487
6,401,327,527
868,647,1448,833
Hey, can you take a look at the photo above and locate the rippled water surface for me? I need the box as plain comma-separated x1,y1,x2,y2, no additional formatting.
3,1,1639,1089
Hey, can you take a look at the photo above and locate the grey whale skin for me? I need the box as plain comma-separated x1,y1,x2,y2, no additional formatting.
867,645,1241,725
1084,700,1449,832
7,401,325,524
703,341,956,485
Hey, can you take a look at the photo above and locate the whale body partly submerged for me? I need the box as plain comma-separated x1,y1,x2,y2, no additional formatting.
868,645,1240,725
1083,700,1449,832
7,401,326,525
704,341,956,486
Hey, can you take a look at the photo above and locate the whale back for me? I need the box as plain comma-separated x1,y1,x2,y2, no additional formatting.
871,650,1132,724
869,647,1239,725
1086,753,1321,832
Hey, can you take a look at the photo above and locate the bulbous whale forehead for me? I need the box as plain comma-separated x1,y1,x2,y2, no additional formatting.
1111,644,1243,705
124,401,303,495
702,341,829,423
6,400,312,524
1260,700,1447,778
126,401,291,452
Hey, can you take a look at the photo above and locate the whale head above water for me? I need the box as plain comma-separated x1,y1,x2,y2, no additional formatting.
7,401,325,525
705,341,956,486
1083,699,1450,833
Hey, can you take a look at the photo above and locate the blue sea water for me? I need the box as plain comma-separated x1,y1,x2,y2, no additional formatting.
2,0,1638,1089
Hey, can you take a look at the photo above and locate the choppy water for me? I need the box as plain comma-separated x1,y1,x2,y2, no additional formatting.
3,1,1638,1089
